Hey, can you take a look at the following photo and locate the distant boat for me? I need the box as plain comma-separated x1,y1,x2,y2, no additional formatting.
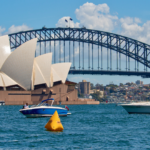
120,102,150,114
0,101,5,106
19,98,70,118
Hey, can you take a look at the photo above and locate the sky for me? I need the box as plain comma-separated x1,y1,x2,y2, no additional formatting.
1,0,150,85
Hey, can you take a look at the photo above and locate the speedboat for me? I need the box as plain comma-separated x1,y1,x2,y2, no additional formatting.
120,102,150,114
19,98,70,118
0,101,5,106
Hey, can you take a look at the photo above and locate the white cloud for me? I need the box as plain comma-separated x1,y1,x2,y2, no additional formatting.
0,24,32,36
55,2,150,45
0,27,5,36
120,19,150,43
5,24,32,34
134,17,141,24
75,2,118,31
74,2,150,44
120,17,134,25
120,17,141,25
76,3,109,16
56,3,118,31
56,17,79,28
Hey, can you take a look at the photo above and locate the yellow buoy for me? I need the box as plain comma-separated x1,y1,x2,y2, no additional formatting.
45,111,64,131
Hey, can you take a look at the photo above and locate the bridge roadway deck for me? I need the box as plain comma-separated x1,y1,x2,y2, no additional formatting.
69,70,150,78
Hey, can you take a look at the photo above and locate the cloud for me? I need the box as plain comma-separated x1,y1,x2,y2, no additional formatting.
56,17,79,28
0,27,5,36
56,2,150,44
119,17,150,44
75,2,118,31
74,2,150,43
0,24,32,36
120,19,150,43
120,17,141,25
56,3,118,31
5,24,32,34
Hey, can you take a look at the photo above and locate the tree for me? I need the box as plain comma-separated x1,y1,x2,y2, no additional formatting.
95,83,101,89
78,92,84,98
110,87,116,93
91,91,102,101
120,83,124,86
95,83,104,90
90,83,94,90
126,82,131,86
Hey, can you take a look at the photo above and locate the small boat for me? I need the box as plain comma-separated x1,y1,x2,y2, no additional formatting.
0,101,5,106
120,102,150,114
19,98,70,118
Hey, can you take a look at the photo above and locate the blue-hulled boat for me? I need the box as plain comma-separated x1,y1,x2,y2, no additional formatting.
19,98,69,118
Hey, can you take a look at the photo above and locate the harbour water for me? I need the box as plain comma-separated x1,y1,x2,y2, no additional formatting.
1,104,150,149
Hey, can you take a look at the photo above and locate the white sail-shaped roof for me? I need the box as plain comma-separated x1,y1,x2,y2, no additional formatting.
34,61,46,86
0,35,11,69
51,63,71,83
0,34,72,90
34,53,52,87
0,74,4,87
1,38,37,90
0,72,18,87
50,72,53,87
51,67,62,82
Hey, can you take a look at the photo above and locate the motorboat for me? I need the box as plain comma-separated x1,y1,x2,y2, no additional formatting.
19,98,70,118
120,102,150,114
0,101,5,106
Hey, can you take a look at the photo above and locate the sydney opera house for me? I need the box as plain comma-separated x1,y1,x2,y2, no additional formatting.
0,35,99,105
0,35,78,105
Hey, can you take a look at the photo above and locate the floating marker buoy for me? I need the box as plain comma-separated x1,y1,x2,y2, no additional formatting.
45,111,64,131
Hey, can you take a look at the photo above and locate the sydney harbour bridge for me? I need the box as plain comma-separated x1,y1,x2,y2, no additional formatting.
8,27,150,78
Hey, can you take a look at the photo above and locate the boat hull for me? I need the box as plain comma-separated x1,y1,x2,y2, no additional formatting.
122,105,150,114
20,107,68,118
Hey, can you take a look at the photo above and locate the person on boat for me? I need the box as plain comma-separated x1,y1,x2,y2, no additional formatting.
24,103,29,109
45,101,49,106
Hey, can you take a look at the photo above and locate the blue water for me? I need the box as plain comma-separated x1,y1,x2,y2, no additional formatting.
0,104,150,149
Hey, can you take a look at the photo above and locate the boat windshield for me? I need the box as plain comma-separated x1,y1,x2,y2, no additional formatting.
31,99,54,107
36,103,51,107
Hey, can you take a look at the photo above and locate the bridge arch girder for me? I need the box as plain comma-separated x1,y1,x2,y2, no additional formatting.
8,27,150,69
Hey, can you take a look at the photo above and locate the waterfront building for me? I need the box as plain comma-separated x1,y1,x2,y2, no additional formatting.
136,80,143,85
0,35,99,105
90,89,104,98
78,80,90,94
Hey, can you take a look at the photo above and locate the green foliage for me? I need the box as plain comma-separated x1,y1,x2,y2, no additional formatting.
91,91,102,101
120,83,124,86
90,83,94,90
126,82,131,86
95,83,104,90
78,92,84,98
107,84,118,88
110,88,116,93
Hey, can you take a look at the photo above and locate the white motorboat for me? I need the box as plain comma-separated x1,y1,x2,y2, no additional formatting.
120,102,150,114
0,101,5,106
19,98,70,118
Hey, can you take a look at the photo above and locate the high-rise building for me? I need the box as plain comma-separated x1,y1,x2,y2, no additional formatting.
78,80,90,94
136,80,143,85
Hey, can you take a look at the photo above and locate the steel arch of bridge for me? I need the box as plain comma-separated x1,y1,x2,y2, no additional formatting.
8,27,150,77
